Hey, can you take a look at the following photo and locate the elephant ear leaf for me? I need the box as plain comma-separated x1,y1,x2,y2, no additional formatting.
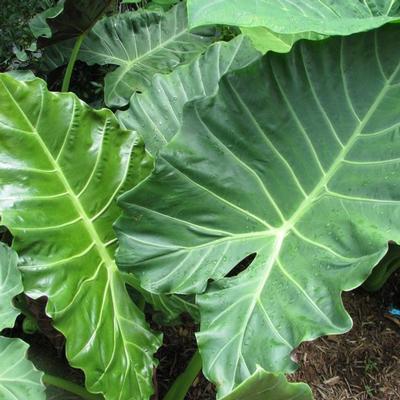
187,0,400,35
221,369,312,400
118,35,260,154
43,2,216,108
0,73,161,400
116,25,400,397
0,243,23,330
0,337,46,400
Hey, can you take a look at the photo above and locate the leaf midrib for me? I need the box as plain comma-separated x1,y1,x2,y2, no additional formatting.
284,58,400,232
220,54,400,379
1,81,117,273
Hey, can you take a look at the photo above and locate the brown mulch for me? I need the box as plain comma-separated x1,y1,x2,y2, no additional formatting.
155,272,400,400
290,273,400,400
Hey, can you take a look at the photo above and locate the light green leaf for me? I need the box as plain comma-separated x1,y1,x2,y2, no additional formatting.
240,27,324,54
0,337,45,400
187,0,400,35
221,368,312,400
117,35,260,154
116,25,400,397
5,70,36,82
44,3,216,108
0,74,161,400
0,243,22,330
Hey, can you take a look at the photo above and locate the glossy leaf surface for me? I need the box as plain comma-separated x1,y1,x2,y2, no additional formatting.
221,369,312,400
0,74,161,400
118,35,260,154
0,337,45,400
0,243,22,330
187,0,400,35
116,26,400,396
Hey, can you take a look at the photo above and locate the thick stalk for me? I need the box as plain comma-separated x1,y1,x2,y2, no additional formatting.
43,374,103,400
162,350,202,400
61,32,87,92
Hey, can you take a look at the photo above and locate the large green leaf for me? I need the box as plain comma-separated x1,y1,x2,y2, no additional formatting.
0,243,22,330
118,35,260,154
0,74,161,400
0,337,45,400
187,0,400,35
44,3,216,108
221,369,312,400
116,25,400,396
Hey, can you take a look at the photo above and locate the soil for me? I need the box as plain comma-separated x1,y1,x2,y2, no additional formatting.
3,268,399,400
155,272,400,400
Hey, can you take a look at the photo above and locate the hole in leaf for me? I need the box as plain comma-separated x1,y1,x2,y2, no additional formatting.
0,225,13,246
226,253,256,278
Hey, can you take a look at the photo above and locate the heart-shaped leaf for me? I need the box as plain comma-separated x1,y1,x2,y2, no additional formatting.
0,74,161,400
116,25,400,396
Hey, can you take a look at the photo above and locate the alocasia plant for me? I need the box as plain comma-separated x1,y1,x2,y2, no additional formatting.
118,34,260,154
0,74,161,400
116,24,400,397
43,2,216,107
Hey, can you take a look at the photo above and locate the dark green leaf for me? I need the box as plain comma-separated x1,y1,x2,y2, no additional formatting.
116,25,400,396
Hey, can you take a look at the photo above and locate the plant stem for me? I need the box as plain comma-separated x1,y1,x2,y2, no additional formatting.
61,32,86,92
162,350,202,400
363,244,400,292
43,374,103,400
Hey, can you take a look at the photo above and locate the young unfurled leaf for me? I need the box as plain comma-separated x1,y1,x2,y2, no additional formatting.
118,35,260,154
116,25,400,396
0,337,46,400
187,0,400,35
0,74,161,400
